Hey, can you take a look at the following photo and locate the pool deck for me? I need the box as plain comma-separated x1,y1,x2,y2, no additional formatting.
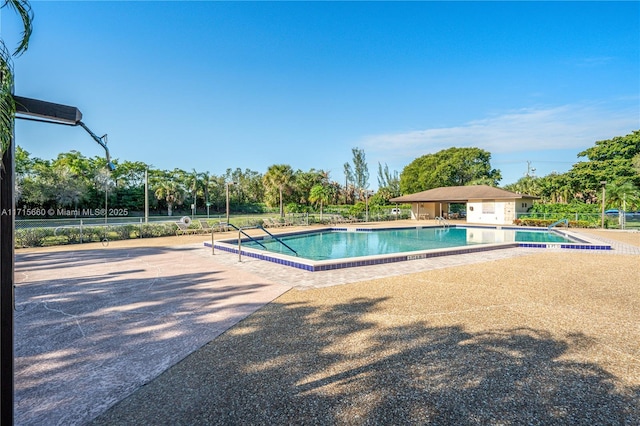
208,223,618,274
13,224,640,425
205,226,638,289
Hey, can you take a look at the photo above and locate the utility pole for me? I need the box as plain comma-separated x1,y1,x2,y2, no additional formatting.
600,181,607,229
526,161,536,178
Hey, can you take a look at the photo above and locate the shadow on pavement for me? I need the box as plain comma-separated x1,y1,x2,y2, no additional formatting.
91,297,639,425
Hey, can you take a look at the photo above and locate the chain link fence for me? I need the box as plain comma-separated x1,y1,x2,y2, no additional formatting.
516,212,640,230
15,216,181,248
13,213,312,248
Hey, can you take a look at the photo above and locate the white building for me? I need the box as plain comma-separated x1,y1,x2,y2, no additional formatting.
390,185,538,225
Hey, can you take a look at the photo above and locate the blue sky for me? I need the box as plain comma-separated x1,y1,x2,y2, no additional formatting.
3,1,639,187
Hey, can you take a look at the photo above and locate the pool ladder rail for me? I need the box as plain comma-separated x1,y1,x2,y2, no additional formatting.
548,218,569,229
226,223,299,261
435,216,451,227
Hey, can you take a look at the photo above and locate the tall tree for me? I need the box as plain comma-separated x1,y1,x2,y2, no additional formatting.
377,162,400,202
605,181,639,212
309,183,334,221
538,173,571,204
293,168,327,206
343,162,354,204
240,169,265,204
223,167,264,205
504,176,542,197
400,147,501,194
565,130,640,203
154,180,184,216
14,145,33,201
263,164,294,217
186,169,206,212
351,147,369,198
111,160,148,189
93,168,114,213
15,145,34,175
207,174,226,211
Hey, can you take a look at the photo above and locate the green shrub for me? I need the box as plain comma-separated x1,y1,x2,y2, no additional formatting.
243,218,264,227
113,224,137,240
83,227,98,242
15,228,53,248
55,227,83,244
141,223,176,238
348,202,365,218
513,218,592,228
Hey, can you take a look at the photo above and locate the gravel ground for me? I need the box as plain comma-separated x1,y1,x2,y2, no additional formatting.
87,227,640,425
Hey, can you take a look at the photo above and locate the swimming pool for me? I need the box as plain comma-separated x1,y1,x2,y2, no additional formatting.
208,225,612,272
243,227,573,260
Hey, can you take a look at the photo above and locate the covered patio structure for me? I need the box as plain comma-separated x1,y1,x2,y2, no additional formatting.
390,185,538,225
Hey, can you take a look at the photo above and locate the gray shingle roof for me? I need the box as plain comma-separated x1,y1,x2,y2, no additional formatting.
389,185,538,203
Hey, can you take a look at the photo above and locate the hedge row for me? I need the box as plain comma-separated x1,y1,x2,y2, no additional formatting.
513,218,593,228
15,222,178,248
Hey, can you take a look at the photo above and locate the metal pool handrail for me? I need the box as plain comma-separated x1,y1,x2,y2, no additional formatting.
548,218,569,229
226,224,298,262
435,216,451,227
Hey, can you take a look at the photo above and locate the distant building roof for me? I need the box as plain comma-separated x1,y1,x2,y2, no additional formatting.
390,185,538,203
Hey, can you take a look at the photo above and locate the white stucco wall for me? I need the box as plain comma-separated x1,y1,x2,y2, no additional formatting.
408,197,535,224
515,198,535,217
467,199,514,225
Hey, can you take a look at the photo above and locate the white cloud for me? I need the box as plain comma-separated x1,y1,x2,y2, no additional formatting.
574,56,615,67
361,102,639,162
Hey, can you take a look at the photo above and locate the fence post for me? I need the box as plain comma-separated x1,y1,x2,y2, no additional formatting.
80,219,83,244
139,217,143,239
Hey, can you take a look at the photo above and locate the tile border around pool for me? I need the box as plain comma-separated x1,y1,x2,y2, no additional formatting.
204,240,525,272
204,224,614,272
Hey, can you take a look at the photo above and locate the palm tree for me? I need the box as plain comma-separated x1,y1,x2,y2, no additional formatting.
309,184,333,221
55,166,89,209
154,181,184,216
186,169,205,215
263,164,294,217
606,182,640,213
343,162,353,204
1,0,33,165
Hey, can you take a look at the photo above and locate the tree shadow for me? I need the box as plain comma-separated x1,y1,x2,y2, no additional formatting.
14,246,288,426
90,296,640,425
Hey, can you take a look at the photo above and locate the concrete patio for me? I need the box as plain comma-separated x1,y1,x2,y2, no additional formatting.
13,226,640,425
14,244,291,425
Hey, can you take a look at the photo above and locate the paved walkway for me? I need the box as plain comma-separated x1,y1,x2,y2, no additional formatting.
13,229,639,425
14,245,291,426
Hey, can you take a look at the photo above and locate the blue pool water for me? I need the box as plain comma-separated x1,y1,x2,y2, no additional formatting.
243,227,574,261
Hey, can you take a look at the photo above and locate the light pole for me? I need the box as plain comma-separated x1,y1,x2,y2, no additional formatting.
10,97,114,425
365,190,374,222
225,181,237,226
144,169,149,224
600,181,607,229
